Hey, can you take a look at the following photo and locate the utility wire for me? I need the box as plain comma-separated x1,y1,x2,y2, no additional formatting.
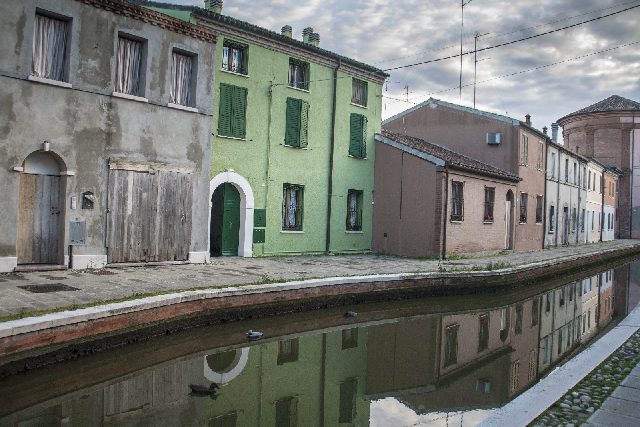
383,3,640,72
382,40,640,105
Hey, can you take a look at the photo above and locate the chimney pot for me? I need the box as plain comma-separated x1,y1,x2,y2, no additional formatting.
302,27,314,43
551,122,559,142
543,126,548,135
525,114,531,126
281,25,292,38
309,32,320,47
205,0,223,14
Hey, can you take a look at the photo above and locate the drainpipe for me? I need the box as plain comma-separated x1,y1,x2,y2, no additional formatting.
441,168,449,260
630,118,635,239
261,83,274,254
542,142,548,249
555,150,560,247
600,172,605,242
325,59,340,253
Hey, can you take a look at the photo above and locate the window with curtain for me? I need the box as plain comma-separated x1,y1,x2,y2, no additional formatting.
346,189,363,231
115,37,143,96
519,193,528,223
288,58,309,90
549,206,555,232
451,181,464,221
221,41,247,74
351,78,368,106
282,184,303,231
483,187,495,222
535,195,543,223
170,51,193,106
32,14,68,82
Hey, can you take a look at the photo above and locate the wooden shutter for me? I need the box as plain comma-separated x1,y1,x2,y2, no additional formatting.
349,114,366,158
285,98,301,147
299,100,309,148
230,85,247,139
361,115,367,158
218,84,232,136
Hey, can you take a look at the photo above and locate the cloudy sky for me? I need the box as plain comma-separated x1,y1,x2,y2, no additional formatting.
173,0,640,133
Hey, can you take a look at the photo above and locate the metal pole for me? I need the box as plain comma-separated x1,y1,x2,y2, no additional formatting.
459,0,463,101
473,32,478,108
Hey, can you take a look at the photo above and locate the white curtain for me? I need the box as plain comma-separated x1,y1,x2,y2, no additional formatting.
32,14,67,81
287,190,297,227
348,193,357,228
115,38,142,95
170,52,192,105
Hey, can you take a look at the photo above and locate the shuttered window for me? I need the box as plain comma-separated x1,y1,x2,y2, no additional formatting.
284,98,309,148
349,113,367,158
282,184,304,231
218,84,247,139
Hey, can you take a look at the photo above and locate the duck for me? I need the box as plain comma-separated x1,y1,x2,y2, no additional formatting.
246,330,264,340
189,383,219,396
344,311,358,318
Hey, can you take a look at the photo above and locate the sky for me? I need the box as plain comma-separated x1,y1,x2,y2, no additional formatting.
171,0,640,134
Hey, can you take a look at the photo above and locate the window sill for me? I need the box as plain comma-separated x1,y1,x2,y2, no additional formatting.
219,68,249,78
548,231,555,234
450,219,464,223
28,75,72,89
112,92,148,103
281,230,304,234
345,230,363,234
168,103,199,113
519,222,528,225
536,222,543,225
216,134,247,141
347,155,368,160
283,144,309,150
483,221,494,224
351,102,368,109
288,85,310,93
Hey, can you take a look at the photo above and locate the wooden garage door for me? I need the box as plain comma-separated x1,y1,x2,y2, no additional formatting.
107,161,193,263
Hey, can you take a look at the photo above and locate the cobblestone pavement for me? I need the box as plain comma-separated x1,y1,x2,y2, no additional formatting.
0,240,637,318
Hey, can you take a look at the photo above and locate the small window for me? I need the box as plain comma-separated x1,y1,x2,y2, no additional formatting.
583,166,587,189
451,181,464,221
115,36,145,96
519,193,528,223
573,162,577,184
288,58,309,90
549,206,555,232
285,98,310,148
511,360,520,392
342,328,358,349
32,13,69,82
564,159,569,182
545,292,552,312
515,303,523,335
339,379,357,423
484,187,495,222
572,208,577,232
169,51,194,106
520,134,529,165
478,314,489,352
346,190,363,231
277,338,299,364
537,141,544,169
349,113,367,158
218,84,247,138
275,397,298,427
221,40,247,75
588,170,592,190
444,324,459,367
351,78,368,107
282,184,304,231
550,152,556,179
535,195,543,224
531,297,539,326
559,287,565,306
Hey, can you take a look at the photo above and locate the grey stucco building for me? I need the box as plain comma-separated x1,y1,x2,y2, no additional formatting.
0,0,217,272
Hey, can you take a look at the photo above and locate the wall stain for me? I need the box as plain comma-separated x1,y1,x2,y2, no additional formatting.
14,11,26,58
0,92,16,139
140,133,157,160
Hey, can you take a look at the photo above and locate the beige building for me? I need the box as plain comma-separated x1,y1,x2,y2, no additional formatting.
373,131,520,258
585,161,604,243
383,98,547,252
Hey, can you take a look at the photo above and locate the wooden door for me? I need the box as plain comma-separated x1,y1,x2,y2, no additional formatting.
221,183,240,256
107,167,193,263
17,174,62,264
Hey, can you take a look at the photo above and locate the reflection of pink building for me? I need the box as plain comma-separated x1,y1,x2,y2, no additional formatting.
508,298,541,397
580,275,599,341
598,270,614,328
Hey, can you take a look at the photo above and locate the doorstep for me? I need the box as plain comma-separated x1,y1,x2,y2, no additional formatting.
14,264,67,273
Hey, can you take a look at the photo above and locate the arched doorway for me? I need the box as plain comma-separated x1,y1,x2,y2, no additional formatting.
505,190,514,250
17,151,65,266
209,171,255,258
210,183,240,256
203,347,250,384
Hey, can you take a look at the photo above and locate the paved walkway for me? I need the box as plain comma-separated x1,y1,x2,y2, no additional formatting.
0,240,638,319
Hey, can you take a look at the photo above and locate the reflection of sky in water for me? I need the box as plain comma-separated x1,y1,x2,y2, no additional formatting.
371,398,493,427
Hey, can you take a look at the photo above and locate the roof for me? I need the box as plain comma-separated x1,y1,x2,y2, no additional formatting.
80,0,216,43
129,1,388,79
377,130,521,182
558,95,640,122
546,139,588,162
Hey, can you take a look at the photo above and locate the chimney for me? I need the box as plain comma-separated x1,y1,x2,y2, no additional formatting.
309,32,320,47
302,27,314,43
525,114,531,126
204,0,223,14
551,123,559,142
281,25,292,38
543,126,548,136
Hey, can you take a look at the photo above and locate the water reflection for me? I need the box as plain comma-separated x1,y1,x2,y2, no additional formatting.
1,261,639,426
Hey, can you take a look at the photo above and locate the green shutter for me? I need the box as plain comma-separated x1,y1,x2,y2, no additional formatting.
349,113,366,158
218,84,232,136
361,115,367,158
230,86,247,139
299,100,309,148
285,98,301,147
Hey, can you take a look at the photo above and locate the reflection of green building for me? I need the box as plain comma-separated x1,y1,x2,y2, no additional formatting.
205,329,369,426
141,1,387,257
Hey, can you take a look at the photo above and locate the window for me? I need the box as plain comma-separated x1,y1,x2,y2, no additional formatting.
550,152,556,179
275,397,298,427
351,78,368,107
581,209,585,232
574,163,577,185
545,292,552,312
558,328,563,355
572,208,577,232
519,193,528,223
210,411,237,427
591,211,594,231
346,190,363,231
285,98,310,148
531,297,539,326
536,195,543,224
565,159,569,182
349,113,367,158
583,166,587,189
282,184,304,231
537,141,544,170
484,187,495,222
115,36,144,96
288,58,309,90
32,13,69,82
520,134,529,165
277,338,299,364
339,379,357,423
169,51,194,106
478,313,489,352
451,181,464,221
559,287,565,306
444,324,459,366
511,361,520,392
528,350,537,380
221,40,247,74
515,304,523,335
549,206,555,232
218,84,247,139
588,170,592,190
342,328,358,349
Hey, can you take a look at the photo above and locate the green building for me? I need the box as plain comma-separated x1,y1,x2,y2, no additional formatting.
141,1,387,257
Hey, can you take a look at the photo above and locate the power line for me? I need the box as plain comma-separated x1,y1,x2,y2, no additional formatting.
382,40,640,105
383,3,640,72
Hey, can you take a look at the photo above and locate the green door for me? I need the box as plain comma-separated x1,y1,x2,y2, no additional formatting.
221,183,240,256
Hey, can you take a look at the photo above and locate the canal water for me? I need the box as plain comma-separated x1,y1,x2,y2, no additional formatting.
1,260,640,426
